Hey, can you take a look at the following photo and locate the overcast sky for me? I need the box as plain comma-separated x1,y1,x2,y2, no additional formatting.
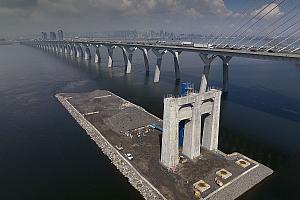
0,0,297,37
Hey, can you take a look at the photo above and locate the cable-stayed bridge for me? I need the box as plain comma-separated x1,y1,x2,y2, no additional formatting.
24,0,300,93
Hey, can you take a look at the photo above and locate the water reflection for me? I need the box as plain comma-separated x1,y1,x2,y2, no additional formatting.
18,45,300,200
219,129,286,170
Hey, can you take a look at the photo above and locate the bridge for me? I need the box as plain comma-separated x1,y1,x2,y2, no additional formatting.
22,0,300,93
25,39,300,93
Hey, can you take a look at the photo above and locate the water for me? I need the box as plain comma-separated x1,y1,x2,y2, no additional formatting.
0,44,299,200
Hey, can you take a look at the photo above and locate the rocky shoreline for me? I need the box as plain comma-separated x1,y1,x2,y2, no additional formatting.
56,94,167,200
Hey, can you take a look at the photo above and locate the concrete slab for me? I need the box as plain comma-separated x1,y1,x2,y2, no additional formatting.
56,90,273,200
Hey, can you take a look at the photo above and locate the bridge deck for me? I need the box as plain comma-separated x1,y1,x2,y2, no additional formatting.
44,40,300,62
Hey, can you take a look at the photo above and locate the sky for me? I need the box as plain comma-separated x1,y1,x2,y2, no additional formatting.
0,0,298,38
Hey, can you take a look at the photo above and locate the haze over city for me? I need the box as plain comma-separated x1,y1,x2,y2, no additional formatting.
0,0,298,37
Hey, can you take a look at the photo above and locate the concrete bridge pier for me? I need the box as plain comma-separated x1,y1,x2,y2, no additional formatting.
64,45,71,55
94,45,102,63
199,54,217,93
152,49,168,83
139,47,150,74
121,46,137,74
67,45,71,55
219,56,232,93
168,50,182,81
59,45,63,54
64,46,68,54
69,46,74,56
105,45,116,68
84,46,92,60
70,45,76,56
55,46,59,54
55,45,59,54
76,46,84,59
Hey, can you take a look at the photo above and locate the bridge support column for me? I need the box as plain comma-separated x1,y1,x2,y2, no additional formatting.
56,46,59,54
202,91,222,150
152,49,167,83
122,46,137,74
199,54,216,93
140,47,150,74
182,105,202,159
59,45,63,54
219,56,232,93
70,46,74,56
94,45,102,63
169,50,182,81
95,49,101,63
84,47,92,60
106,45,116,68
77,46,83,58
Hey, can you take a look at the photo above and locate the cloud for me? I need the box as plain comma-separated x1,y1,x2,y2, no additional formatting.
0,0,232,36
0,0,38,8
251,3,284,19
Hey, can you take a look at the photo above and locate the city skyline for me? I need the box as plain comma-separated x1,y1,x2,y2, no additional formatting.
0,0,296,38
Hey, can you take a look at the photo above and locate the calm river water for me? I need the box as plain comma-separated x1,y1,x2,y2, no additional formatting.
0,44,299,199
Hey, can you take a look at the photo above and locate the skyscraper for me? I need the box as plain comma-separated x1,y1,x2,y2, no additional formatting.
58,30,64,41
50,32,57,40
41,32,48,40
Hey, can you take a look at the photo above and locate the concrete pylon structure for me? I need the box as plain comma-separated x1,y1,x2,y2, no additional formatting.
152,49,168,83
199,54,217,93
121,46,137,74
219,56,232,93
105,45,116,68
160,89,222,169
168,50,182,81
139,47,150,74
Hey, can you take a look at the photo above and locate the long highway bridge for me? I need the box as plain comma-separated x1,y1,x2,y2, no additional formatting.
25,39,300,93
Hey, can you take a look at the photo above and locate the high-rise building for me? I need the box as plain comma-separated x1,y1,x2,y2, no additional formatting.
58,30,64,41
50,32,57,40
41,32,48,40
